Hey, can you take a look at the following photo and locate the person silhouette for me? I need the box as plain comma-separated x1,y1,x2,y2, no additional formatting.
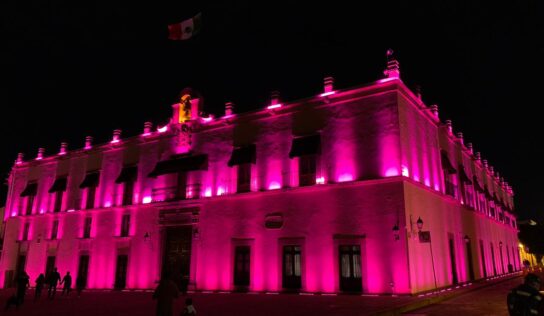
35,273,45,300
61,271,72,296
47,268,61,299
16,271,30,305
152,276,179,316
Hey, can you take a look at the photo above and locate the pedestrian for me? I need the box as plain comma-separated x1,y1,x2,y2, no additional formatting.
47,267,61,299
76,275,85,297
61,271,72,296
152,276,179,316
182,298,197,315
507,273,544,315
35,273,45,301
16,270,30,305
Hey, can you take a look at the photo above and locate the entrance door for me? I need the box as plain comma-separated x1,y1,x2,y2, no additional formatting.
162,226,192,291
339,245,362,292
45,256,56,279
234,246,250,289
78,255,90,288
114,255,128,289
448,238,458,285
465,241,475,281
282,246,302,290
479,240,487,278
490,242,497,276
16,255,26,277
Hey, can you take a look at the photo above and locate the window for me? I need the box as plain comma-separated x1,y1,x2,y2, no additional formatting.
116,166,137,206
444,174,457,198
54,191,64,213
22,223,30,241
234,246,250,287
283,246,302,289
121,214,130,237
26,195,35,215
237,163,251,193
83,217,92,239
122,181,134,206
49,177,67,212
176,172,187,200
80,172,100,210
339,245,362,292
299,155,317,187
20,182,38,216
51,220,59,240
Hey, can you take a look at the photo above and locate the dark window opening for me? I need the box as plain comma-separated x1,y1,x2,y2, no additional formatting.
83,217,92,239
114,255,128,290
283,246,302,289
121,214,130,237
51,220,59,240
234,246,250,288
22,223,30,241
237,163,251,193
339,245,362,292
54,191,63,213
299,155,317,187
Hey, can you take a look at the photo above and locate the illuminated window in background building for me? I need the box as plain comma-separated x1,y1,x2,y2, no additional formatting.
80,172,100,210
20,182,37,216
49,177,67,213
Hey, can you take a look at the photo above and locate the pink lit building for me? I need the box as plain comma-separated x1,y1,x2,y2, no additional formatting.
0,55,518,294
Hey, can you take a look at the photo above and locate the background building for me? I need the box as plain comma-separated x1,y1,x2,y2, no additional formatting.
0,56,518,294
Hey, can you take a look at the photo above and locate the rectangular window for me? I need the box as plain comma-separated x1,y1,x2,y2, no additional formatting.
121,214,130,237
237,163,251,193
122,181,134,206
77,255,90,289
22,223,30,241
299,155,317,187
83,217,92,239
54,191,64,213
114,255,128,290
283,245,302,289
339,245,362,292
51,220,59,240
234,246,250,287
176,172,187,200
86,186,96,210
444,174,457,198
26,195,35,215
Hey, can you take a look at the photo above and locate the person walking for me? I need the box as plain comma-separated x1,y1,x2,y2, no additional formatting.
182,298,197,315
76,275,85,297
16,271,30,305
47,268,61,299
152,276,179,316
34,273,45,301
507,273,544,315
61,271,72,296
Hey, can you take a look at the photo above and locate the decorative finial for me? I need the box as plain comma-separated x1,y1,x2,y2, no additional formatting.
59,142,68,155
143,122,153,135
384,49,400,79
85,136,93,150
36,148,45,160
225,102,234,116
16,153,24,165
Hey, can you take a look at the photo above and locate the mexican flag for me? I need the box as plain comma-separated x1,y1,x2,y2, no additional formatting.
168,12,202,40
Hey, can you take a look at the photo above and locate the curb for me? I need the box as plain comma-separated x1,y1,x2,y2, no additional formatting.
374,273,522,316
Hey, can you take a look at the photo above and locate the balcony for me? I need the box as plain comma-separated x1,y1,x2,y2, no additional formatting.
151,183,202,202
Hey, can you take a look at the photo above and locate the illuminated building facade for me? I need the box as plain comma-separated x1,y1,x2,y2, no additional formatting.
0,56,518,294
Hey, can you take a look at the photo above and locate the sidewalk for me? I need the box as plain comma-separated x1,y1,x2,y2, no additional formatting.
0,273,522,316
375,272,522,315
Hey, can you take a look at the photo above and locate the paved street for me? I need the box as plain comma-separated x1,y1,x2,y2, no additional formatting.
404,276,524,316
0,276,521,316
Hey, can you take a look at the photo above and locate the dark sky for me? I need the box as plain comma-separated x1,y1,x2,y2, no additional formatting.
1,1,542,221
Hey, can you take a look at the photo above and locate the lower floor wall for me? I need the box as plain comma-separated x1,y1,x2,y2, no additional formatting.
0,179,520,294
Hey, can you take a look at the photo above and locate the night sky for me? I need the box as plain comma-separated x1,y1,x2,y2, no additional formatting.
1,2,541,222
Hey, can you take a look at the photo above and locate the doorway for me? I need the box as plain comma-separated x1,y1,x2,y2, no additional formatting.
162,226,193,291
339,245,362,292
114,255,128,289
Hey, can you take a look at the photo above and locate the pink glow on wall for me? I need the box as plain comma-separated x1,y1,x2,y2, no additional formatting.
39,208,45,214
316,177,325,184
11,211,17,217
268,182,281,190
157,125,168,133
385,167,400,177
66,209,75,212
319,91,336,97
142,196,152,204
337,173,353,182
104,201,112,208
267,103,282,110
204,188,212,197
217,186,225,196
201,116,214,123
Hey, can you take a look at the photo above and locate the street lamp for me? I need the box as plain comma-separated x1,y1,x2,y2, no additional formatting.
416,217,423,231
392,224,400,241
